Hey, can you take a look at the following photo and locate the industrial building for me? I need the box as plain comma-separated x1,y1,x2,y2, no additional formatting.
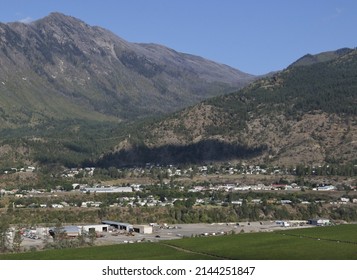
39,221,154,241
132,225,153,234
101,220,133,231
81,186,133,193
80,224,109,233
308,218,330,226
48,225,81,238
48,224,111,238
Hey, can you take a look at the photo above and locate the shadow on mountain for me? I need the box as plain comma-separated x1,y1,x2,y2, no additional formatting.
96,139,267,167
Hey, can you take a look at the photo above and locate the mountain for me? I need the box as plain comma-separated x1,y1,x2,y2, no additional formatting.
0,12,254,128
99,48,357,167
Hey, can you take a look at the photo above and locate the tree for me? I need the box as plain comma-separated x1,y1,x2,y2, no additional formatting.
185,197,196,208
88,229,97,246
77,227,87,247
51,220,67,244
12,229,23,253
0,216,10,252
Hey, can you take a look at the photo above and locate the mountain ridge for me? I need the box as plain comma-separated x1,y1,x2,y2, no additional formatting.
0,12,255,128
289,47,355,68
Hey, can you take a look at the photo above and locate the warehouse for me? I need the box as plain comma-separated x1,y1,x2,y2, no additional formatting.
133,225,153,234
102,220,133,232
81,224,109,233
308,218,330,226
81,186,133,193
49,225,81,238
48,224,111,238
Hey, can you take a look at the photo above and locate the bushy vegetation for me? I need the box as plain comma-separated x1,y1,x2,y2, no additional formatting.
2,200,357,226
0,119,123,168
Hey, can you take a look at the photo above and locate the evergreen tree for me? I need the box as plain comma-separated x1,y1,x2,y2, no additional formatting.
0,216,10,253
12,229,23,253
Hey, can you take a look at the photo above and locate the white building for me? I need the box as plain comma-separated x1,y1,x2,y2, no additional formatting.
316,185,336,191
133,225,153,234
81,186,132,193
80,224,110,233
308,218,330,226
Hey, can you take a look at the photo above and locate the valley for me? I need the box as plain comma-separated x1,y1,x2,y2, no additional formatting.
0,12,356,260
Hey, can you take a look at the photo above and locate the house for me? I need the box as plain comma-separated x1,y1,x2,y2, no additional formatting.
231,200,243,205
316,185,336,191
271,184,287,190
280,199,292,204
51,204,64,208
26,166,36,172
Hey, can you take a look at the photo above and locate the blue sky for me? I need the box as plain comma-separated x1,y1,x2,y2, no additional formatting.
0,0,356,75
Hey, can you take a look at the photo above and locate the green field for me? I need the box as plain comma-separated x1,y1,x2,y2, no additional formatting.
0,242,216,260
1,225,357,260
165,225,357,260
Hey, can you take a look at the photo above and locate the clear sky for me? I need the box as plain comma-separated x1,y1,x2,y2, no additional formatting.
0,0,356,75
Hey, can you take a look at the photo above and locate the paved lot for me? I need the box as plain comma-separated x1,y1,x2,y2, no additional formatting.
93,221,313,246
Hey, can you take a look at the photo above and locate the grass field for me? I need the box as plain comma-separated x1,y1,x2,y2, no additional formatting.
165,225,357,260
0,242,216,260
1,224,356,260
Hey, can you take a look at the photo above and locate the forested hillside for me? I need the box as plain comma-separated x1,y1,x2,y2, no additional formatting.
100,48,357,167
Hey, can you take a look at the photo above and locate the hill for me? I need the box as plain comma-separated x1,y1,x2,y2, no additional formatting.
0,12,254,128
100,48,357,167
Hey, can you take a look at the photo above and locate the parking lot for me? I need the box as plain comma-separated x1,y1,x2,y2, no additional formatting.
92,221,313,246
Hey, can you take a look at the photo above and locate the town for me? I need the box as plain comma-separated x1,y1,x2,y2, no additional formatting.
1,162,356,210
0,161,355,255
